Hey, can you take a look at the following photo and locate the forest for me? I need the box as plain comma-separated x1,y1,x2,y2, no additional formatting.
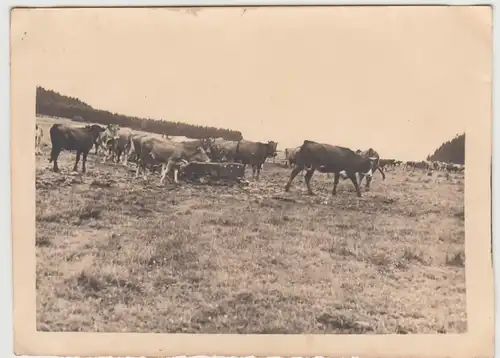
35,86,244,141
427,133,465,164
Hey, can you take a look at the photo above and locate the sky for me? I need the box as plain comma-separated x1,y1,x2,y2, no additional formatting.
19,6,491,161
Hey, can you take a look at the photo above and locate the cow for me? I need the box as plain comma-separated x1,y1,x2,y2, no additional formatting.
93,124,119,156
135,136,210,183
35,124,43,155
126,132,149,165
446,163,465,173
48,124,105,173
234,140,278,181
83,124,107,155
379,158,396,171
284,140,378,197
413,161,430,170
149,139,212,184
206,138,240,162
96,125,135,165
356,148,384,190
110,127,135,165
284,147,300,168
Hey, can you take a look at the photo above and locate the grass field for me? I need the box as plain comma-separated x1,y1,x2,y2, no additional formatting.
35,115,466,334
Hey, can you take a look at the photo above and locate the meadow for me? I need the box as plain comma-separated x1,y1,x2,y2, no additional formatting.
35,115,466,334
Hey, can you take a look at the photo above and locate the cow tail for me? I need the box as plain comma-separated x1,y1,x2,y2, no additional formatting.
235,140,242,162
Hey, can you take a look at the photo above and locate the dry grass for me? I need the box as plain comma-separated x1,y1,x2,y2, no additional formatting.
35,115,466,334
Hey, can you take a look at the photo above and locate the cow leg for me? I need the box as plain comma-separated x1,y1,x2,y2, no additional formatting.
349,174,362,197
358,173,365,186
378,166,386,180
82,151,88,173
284,166,303,192
115,149,122,164
49,147,61,172
365,175,372,191
159,163,168,184
161,161,178,185
256,165,261,181
73,151,81,172
122,147,129,166
173,168,179,184
304,168,316,195
135,159,142,177
332,172,340,196
51,149,61,172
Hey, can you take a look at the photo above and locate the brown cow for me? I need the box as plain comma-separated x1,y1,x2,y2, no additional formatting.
234,139,278,181
284,146,300,168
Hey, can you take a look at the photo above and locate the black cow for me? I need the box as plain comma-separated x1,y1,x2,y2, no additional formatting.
284,140,378,197
48,124,105,173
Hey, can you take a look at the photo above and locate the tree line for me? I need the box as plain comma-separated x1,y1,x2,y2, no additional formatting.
35,86,244,141
427,133,465,164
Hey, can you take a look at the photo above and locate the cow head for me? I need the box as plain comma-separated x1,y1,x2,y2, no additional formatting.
356,156,378,178
266,141,278,157
189,146,211,163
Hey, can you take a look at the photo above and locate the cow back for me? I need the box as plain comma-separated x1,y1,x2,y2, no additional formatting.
235,140,272,165
50,124,96,151
297,140,372,173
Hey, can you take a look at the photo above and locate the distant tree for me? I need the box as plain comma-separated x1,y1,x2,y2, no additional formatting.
427,133,465,164
35,86,244,141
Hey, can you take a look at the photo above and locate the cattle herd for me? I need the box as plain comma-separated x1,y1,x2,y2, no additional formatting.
35,122,465,197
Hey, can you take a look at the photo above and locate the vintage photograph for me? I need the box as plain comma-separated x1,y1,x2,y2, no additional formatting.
10,4,494,357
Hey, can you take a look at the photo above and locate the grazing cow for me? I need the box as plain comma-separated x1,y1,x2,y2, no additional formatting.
284,147,300,168
48,124,105,173
35,124,43,154
234,140,278,181
135,136,210,183
133,135,167,178
356,148,384,190
149,139,211,184
284,140,378,197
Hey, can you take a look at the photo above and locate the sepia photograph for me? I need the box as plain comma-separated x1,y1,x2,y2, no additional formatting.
11,4,493,357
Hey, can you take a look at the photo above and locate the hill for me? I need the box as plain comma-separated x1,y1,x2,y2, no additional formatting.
427,133,465,164
35,86,243,141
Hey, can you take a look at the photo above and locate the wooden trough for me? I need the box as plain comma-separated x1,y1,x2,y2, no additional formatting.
179,161,246,182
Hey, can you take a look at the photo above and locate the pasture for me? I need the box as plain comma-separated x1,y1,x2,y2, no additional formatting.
35,115,466,334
